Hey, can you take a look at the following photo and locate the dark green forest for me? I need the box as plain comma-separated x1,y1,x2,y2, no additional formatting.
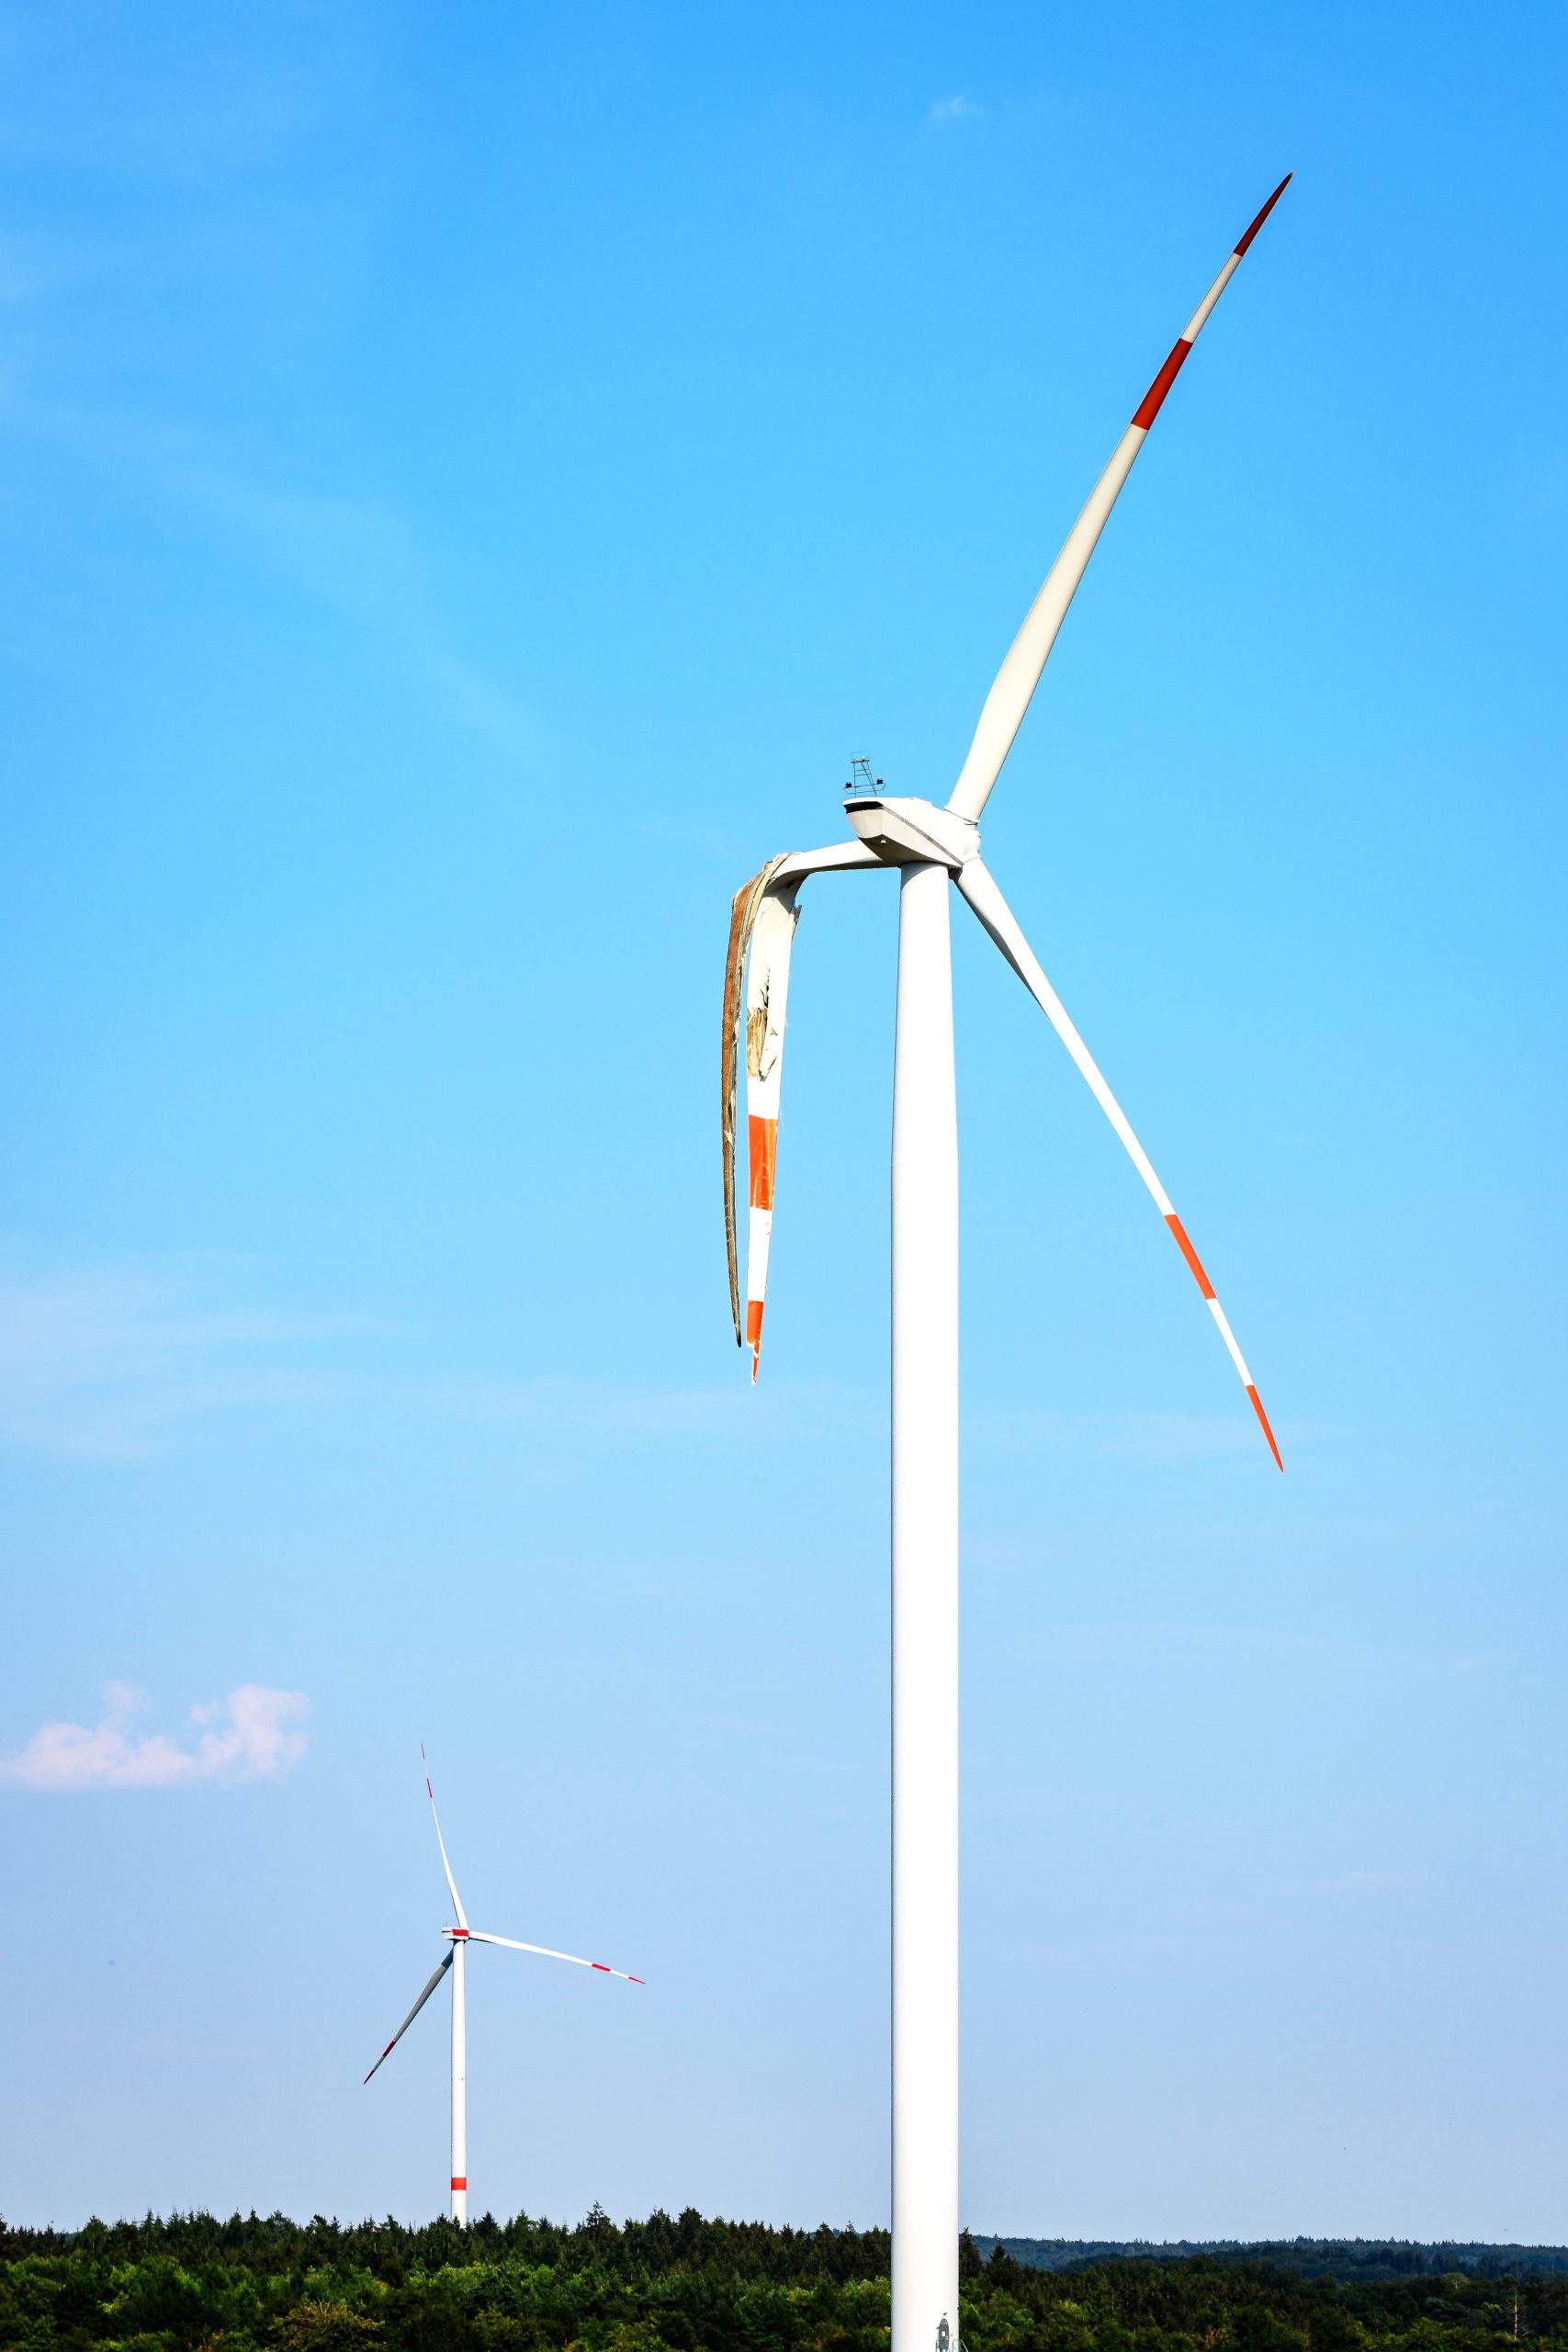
5,2211,1568,2352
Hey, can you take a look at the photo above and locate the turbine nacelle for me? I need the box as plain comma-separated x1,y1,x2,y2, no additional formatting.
843,793,979,872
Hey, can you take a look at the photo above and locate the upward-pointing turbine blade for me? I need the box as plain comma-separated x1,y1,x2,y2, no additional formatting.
466,1929,645,1984
363,1949,455,2083
955,859,1281,1470
421,1747,468,1930
946,175,1291,825
723,842,881,1377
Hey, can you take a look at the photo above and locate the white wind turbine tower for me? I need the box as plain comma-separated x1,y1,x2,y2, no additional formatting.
364,1755,644,2223
722,179,1290,2352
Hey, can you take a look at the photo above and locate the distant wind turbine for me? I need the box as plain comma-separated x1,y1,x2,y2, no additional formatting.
722,177,1291,2352
364,1753,644,2223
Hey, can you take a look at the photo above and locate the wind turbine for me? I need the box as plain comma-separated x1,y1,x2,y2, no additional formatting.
364,1755,644,2223
722,179,1290,2352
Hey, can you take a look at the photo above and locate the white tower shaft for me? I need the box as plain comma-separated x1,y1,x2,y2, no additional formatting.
890,861,960,2352
450,1938,468,2223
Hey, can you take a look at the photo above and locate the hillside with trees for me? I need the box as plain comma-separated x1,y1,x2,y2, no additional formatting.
4,2211,1568,2352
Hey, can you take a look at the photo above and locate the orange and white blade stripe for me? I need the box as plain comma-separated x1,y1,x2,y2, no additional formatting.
947,175,1291,825
722,859,802,1379
957,858,1281,1469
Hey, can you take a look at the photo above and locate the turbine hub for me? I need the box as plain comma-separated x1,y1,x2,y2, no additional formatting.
842,792,978,871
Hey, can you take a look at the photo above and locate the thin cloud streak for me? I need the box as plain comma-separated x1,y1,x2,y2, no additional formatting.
0,1682,308,1792
0,391,535,754
0,1248,1304,1464
0,1253,370,1458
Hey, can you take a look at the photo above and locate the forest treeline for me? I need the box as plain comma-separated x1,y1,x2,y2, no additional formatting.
4,2210,1567,2352
974,2248,1568,2287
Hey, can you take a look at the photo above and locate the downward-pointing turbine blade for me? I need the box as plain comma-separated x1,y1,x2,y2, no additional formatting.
722,842,881,1378
946,175,1291,824
955,859,1282,1469
724,856,795,1361
466,1929,645,1984
363,1948,455,2083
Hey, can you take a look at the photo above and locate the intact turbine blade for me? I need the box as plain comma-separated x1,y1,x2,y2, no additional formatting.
421,1746,468,1929
956,859,1281,1469
723,841,881,1377
947,175,1291,824
467,1929,645,1984
363,1948,455,2083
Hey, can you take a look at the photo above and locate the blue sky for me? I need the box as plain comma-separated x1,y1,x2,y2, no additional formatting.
2,0,1564,2245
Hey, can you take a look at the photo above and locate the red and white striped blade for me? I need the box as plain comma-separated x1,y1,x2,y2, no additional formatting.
363,1948,455,2084
420,1746,468,1930
467,1929,646,1984
956,859,1281,1469
947,175,1291,824
722,842,881,1380
723,856,793,1364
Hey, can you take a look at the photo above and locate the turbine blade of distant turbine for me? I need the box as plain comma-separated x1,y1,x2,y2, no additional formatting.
723,841,882,1375
466,1929,646,1984
421,1747,468,1929
363,1949,455,2083
947,175,1291,824
956,859,1281,1469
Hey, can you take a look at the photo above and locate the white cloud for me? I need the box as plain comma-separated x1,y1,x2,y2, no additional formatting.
0,1681,308,1792
930,95,979,125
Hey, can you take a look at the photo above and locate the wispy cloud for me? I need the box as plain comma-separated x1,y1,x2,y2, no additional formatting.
1,392,535,752
428,1371,871,1446
964,1402,1280,1466
0,1682,307,1792
930,95,980,126
0,1252,364,1458
175,461,535,753
0,5,527,756
0,1247,1303,1468
0,1249,873,1459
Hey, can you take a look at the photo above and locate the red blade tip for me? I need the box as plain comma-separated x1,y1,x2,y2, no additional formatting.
1233,173,1292,258
1247,1385,1284,1472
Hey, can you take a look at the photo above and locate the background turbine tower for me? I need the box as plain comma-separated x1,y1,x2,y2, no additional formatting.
722,178,1291,2352
364,1752,644,2223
